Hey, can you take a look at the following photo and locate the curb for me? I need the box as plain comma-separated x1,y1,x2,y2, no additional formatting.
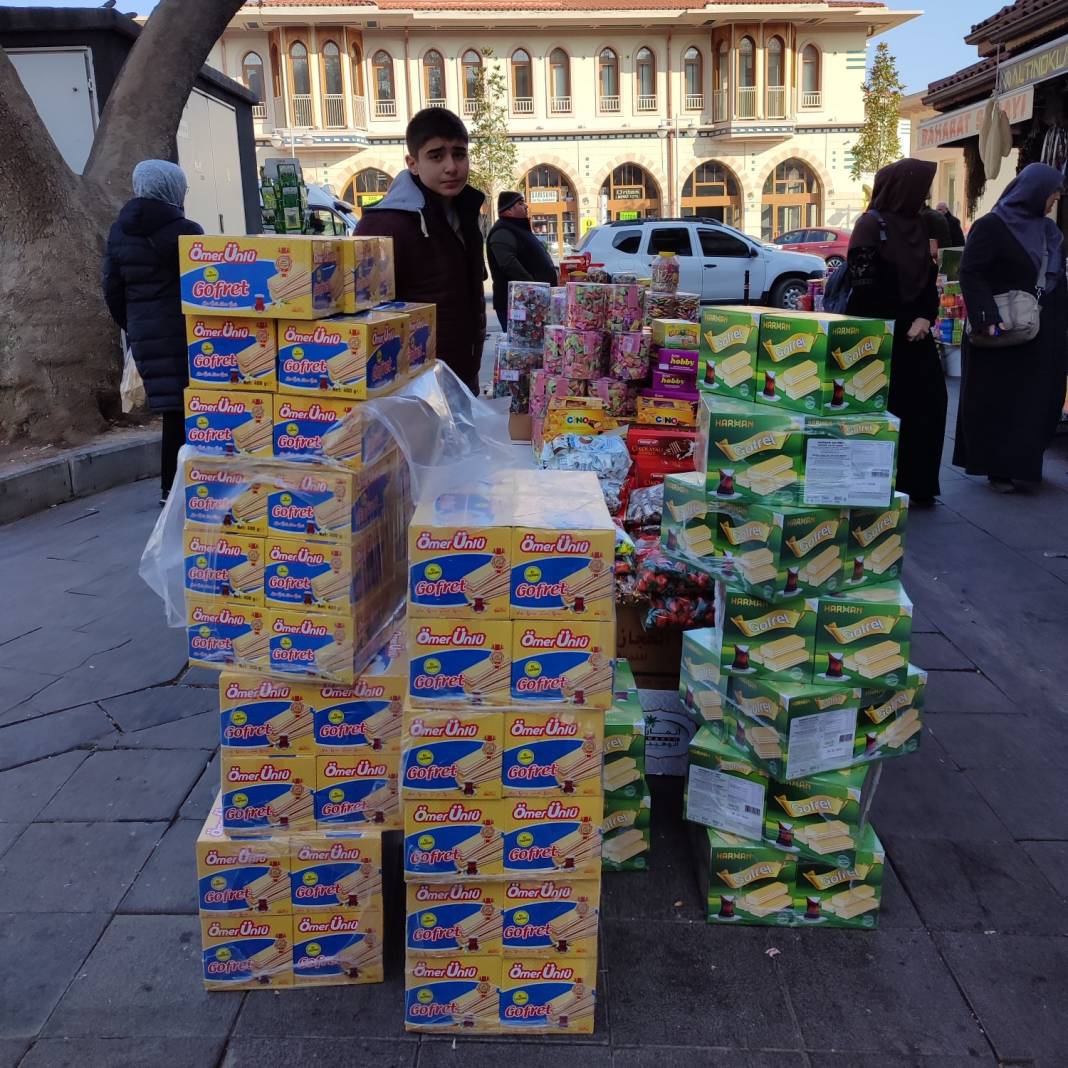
0,429,161,525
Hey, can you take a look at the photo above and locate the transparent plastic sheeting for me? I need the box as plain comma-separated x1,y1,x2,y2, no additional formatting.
139,363,515,678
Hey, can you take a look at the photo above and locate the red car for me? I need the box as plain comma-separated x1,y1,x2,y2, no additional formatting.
771,227,851,271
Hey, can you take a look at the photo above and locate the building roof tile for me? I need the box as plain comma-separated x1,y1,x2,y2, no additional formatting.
246,0,887,11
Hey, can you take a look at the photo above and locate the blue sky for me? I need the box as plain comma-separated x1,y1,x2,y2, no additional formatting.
0,0,1007,95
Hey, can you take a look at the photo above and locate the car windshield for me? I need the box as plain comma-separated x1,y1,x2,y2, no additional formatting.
575,228,596,253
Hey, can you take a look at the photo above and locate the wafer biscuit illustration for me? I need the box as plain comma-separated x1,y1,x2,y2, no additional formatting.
335,929,381,976
248,934,292,976
462,656,510,699
233,417,272,455
454,826,503,876
231,628,269,663
737,454,792,483
800,833,856,855
680,527,715,557
827,884,878,918
264,705,313,749
560,658,614,704
745,724,783,759
749,634,807,671
560,566,614,612
554,747,603,789
880,708,921,749
454,908,499,951
694,690,723,719
552,825,601,870
267,785,314,828
316,640,353,679
798,546,842,587
547,983,595,1028
602,829,646,863
453,746,501,789
866,535,903,575
452,979,500,1024
237,343,275,381
228,561,263,596
463,563,511,607
243,866,290,911
846,371,888,403
310,568,351,607
362,702,402,744
716,350,754,387
336,864,383,906
313,495,351,533
737,881,792,916
747,471,798,497
231,486,268,526
603,758,641,792
361,778,399,821
325,349,365,388
321,419,362,461
844,359,886,395
546,907,598,946
267,268,313,306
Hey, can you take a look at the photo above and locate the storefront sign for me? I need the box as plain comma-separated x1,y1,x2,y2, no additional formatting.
529,189,559,203
358,193,384,206
1001,34,1068,92
618,210,640,221
614,186,644,200
918,85,1033,149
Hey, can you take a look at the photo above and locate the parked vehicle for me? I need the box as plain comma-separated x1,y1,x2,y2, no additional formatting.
575,218,826,309
771,226,851,271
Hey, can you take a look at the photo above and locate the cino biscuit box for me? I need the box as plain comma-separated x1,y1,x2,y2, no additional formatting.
404,955,501,1033
276,311,406,399
310,676,405,753
219,672,315,755
793,824,884,928
179,234,343,319
221,754,315,833
186,315,276,390
501,878,600,955
291,907,384,985
718,583,819,685
201,914,294,989
408,619,513,706
510,621,615,709
183,456,270,535
379,300,437,372
408,483,514,618
694,825,798,926
698,306,760,402
814,584,913,687
196,805,291,916
698,395,805,505
602,793,651,871
502,709,605,797
510,471,616,621
401,709,504,800
183,530,264,606
406,881,504,955
184,389,273,458
502,795,603,878
685,727,769,842
186,598,267,671
499,956,597,1034
842,493,909,590
314,753,400,830
404,799,505,880
290,831,384,911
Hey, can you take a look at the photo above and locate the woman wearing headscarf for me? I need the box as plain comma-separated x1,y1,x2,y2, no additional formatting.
102,160,204,503
954,162,1066,492
846,158,946,505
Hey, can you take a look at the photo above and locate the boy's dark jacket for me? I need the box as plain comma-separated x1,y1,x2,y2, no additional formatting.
355,171,487,385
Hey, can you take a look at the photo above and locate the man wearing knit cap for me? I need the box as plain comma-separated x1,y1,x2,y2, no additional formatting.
487,191,558,331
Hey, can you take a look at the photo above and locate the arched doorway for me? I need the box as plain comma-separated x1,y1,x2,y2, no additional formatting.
761,159,822,240
681,161,742,226
599,163,661,222
521,164,578,259
342,167,393,216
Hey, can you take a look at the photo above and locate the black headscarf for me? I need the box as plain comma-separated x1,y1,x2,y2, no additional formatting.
991,162,1065,289
852,158,937,304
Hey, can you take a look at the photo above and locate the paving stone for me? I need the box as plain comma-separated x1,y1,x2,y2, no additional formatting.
420,1041,611,1066
0,628,131,677
0,824,26,860
965,768,1068,840
19,1037,224,1068
96,710,217,751
808,1055,996,1067
0,1040,30,1068
98,686,215,734
179,752,220,819
43,915,241,1039
223,1037,416,1067
0,666,60,717
0,911,110,1038
177,665,219,688
870,742,1011,842
937,932,1068,1064
0,822,163,914
603,921,801,1049
39,749,208,822
0,704,113,771
1020,841,1068,900
909,607,941,633
907,633,975,670
926,713,1068,769
118,820,200,915
772,929,988,1056
879,860,923,931
612,1052,806,1068
921,670,1013,715
885,836,1068,935
0,752,88,820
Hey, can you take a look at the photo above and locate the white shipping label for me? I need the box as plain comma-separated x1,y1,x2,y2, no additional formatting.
510,307,528,320
785,708,858,780
499,369,521,382
686,763,765,840
803,439,895,508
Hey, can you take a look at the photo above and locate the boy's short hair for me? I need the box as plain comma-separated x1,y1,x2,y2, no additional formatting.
406,107,469,156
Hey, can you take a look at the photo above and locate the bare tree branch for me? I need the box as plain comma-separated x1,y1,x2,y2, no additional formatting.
84,0,246,195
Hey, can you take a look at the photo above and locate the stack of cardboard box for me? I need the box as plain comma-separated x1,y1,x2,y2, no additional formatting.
602,660,650,871
663,305,926,930
401,470,615,1035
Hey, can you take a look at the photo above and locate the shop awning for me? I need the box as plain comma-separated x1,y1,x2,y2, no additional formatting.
918,85,1034,149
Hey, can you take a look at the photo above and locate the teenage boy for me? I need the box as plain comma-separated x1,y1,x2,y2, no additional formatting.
356,107,487,394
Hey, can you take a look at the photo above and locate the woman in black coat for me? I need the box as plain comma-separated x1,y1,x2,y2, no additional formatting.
846,158,946,505
954,163,1067,492
102,160,203,502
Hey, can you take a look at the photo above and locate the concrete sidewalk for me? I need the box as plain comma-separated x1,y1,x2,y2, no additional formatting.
0,389,1066,1067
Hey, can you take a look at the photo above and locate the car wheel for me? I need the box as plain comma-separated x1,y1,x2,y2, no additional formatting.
825,255,845,271
771,277,808,310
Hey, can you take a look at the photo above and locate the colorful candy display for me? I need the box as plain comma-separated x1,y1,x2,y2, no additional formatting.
566,282,609,331
506,281,551,346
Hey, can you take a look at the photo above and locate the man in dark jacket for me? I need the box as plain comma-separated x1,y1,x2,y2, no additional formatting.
936,202,967,246
102,160,203,502
355,108,487,394
486,191,558,331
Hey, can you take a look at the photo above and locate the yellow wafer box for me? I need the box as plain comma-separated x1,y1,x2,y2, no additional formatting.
200,914,294,989
221,753,316,833
219,671,315,755
502,709,605,797
502,878,601,956
510,620,615,709
408,618,513,706
292,906,384,985
404,798,506,880
289,830,384,911
314,752,400,831
401,708,504,799
179,234,343,319
186,315,277,390
499,956,597,1034
406,881,504,955
184,388,273,458
502,794,603,878
404,955,502,1033
185,598,268,672
264,607,357,684
183,529,264,606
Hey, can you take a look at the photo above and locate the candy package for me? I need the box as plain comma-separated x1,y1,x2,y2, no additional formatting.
591,377,640,418
605,284,645,333
559,328,606,379
507,281,551,346
548,286,568,325
609,331,651,381
566,282,609,331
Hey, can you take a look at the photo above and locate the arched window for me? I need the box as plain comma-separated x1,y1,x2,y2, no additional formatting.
636,46,656,109
321,40,343,95
737,36,756,118
600,163,662,221
423,49,445,104
801,45,821,106
511,48,533,110
372,49,395,115
767,35,785,118
270,43,281,98
599,47,619,111
684,47,702,108
342,167,394,216
681,160,742,226
521,164,578,258
350,44,364,96
242,51,265,103
762,158,822,240
549,48,570,112
462,49,482,112
289,41,310,96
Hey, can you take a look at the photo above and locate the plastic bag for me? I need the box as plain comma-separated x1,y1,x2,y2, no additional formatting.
120,338,146,413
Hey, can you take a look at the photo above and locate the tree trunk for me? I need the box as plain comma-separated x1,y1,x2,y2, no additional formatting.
0,0,246,444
